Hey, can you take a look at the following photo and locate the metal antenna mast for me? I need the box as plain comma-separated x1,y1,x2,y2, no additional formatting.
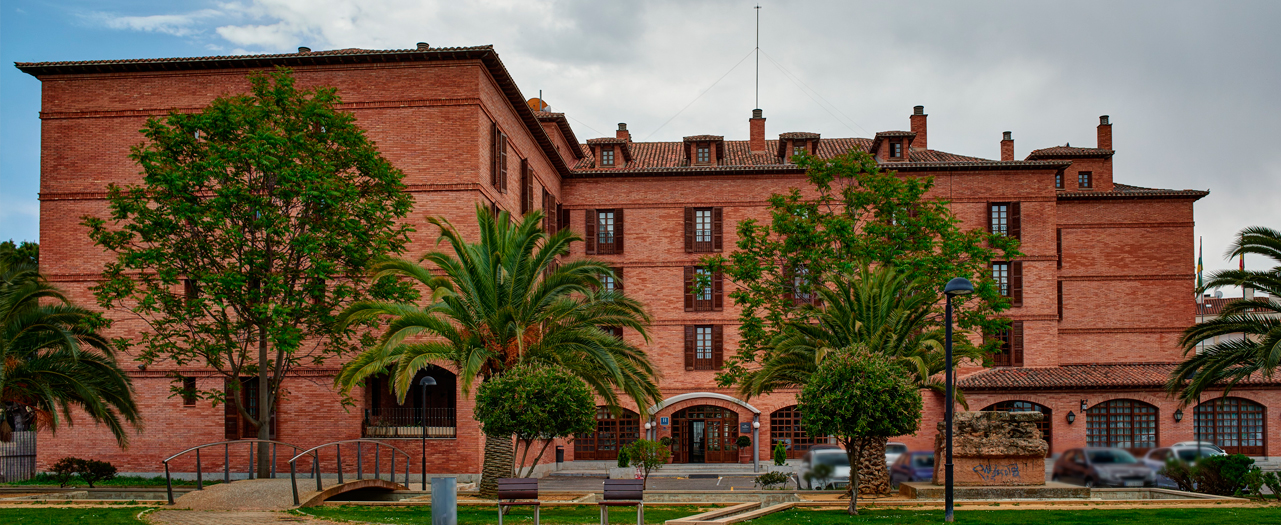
755,4,761,109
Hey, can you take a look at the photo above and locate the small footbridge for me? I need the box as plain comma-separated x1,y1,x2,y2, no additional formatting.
161,439,412,509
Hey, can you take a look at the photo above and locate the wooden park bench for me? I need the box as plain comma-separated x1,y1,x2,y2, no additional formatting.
497,478,540,525
599,479,644,525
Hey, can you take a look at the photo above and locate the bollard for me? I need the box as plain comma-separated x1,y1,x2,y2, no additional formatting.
431,476,457,525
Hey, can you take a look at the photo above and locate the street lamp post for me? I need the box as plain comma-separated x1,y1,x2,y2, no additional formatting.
942,277,974,524
419,375,437,491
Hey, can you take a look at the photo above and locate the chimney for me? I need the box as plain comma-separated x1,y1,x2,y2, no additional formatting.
1001,131,1014,161
910,105,928,150
1244,286,1255,301
616,123,631,142
749,109,766,153
1097,115,1112,150
297,46,312,53
417,42,430,50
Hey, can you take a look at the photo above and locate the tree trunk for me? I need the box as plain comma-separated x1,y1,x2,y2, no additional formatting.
479,433,515,498
855,436,890,496
257,325,271,479
847,440,860,516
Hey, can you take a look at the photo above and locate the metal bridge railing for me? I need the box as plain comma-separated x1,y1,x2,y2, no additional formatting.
160,439,310,505
288,439,411,506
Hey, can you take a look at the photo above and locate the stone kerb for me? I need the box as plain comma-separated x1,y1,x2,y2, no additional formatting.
933,411,1048,487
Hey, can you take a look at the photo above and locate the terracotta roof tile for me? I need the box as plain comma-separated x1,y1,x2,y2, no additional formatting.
1058,183,1209,200
683,135,725,142
778,132,820,140
958,363,1281,390
1026,146,1115,160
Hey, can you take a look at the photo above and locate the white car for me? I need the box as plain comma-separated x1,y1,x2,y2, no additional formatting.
885,442,909,466
1142,445,1225,488
799,448,851,490
1171,441,1226,455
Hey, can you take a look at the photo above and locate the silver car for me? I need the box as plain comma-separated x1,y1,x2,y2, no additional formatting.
799,448,851,490
1051,447,1155,488
885,442,909,466
1142,446,1225,488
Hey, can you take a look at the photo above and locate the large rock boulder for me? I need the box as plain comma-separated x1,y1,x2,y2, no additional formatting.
932,411,1048,486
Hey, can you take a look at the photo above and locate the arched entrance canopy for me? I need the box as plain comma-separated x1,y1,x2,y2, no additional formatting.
646,392,761,416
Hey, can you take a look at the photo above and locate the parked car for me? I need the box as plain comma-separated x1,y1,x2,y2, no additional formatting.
889,451,934,488
1052,447,1155,488
885,442,909,466
1171,441,1226,455
1142,445,1226,488
799,448,850,490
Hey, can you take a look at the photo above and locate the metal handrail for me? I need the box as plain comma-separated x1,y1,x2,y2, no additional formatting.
160,439,310,505
287,439,412,505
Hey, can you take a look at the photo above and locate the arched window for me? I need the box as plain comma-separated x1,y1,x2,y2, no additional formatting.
364,365,457,438
770,406,824,459
1086,399,1157,452
982,401,1052,456
574,407,640,461
1194,398,1266,456
670,405,739,464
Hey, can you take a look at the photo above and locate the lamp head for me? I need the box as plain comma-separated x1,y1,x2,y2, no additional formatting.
1066,411,1076,424
419,376,437,386
944,277,974,297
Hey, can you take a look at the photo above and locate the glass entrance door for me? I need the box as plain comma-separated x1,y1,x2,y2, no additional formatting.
670,405,741,463
690,421,706,463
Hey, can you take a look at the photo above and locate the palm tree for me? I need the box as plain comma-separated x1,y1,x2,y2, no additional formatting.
0,246,141,447
1169,226,1281,404
739,263,986,494
335,206,661,496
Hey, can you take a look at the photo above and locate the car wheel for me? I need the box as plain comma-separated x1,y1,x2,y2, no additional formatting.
1051,475,1060,482
1084,478,1094,488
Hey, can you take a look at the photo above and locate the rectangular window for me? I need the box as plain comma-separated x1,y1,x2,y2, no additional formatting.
993,261,1024,306
1055,172,1064,189
520,159,532,214
601,147,615,167
182,377,197,407
696,145,710,164
685,325,723,371
990,203,1009,236
793,142,806,156
1058,281,1064,321
695,267,712,301
993,262,1010,297
585,209,623,255
183,279,200,303
1078,171,1093,188
601,268,622,292
685,207,723,253
684,266,723,312
1057,228,1063,269
491,124,508,192
890,141,903,158
791,267,815,306
988,321,1024,367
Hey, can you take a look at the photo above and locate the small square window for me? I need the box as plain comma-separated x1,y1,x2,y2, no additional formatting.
600,147,615,167
890,141,903,158
1078,171,1093,188
696,145,711,164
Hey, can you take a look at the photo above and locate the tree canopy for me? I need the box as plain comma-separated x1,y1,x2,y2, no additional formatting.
473,364,596,478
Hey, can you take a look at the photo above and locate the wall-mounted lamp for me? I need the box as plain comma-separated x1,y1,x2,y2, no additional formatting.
137,364,147,371
1174,409,1183,422
1066,411,1076,424
752,421,760,429
1080,399,1088,412
644,422,652,430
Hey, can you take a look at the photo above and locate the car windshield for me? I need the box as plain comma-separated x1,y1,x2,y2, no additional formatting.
814,452,850,467
912,454,935,468
886,444,908,454
1177,448,1219,462
1088,449,1138,464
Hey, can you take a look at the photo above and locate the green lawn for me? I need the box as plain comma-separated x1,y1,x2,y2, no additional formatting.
2,473,220,488
297,504,718,524
296,505,1281,525
0,507,149,524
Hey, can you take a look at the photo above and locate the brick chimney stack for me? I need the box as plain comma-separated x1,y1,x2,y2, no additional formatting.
1097,115,1112,150
1001,131,1014,161
749,109,766,153
617,123,631,142
910,105,928,150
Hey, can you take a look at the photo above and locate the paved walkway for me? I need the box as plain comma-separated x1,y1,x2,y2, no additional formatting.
173,478,342,511
148,510,344,525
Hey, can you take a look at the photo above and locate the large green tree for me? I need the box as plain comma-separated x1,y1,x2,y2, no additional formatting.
335,206,661,497
738,264,986,494
703,151,1019,388
1169,226,1281,403
84,69,414,476
473,364,596,478
798,350,922,515
0,243,140,446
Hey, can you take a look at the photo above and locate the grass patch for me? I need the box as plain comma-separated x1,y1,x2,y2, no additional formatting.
2,473,221,488
297,504,719,524
0,507,149,524
740,507,1281,524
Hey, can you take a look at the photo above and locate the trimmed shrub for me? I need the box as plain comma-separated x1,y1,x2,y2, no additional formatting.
50,458,80,488
736,435,752,449
773,443,787,466
78,459,117,488
616,447,630,468
755,471,789,489
1194,454,1256,496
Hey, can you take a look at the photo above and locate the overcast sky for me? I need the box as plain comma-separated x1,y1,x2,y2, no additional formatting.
3,0,1278,292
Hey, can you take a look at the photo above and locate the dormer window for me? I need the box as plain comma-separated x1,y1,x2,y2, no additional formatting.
793,143,806,156
601,147,615,167
1078,171,1093,189
890,141,903,158
696,145,711,164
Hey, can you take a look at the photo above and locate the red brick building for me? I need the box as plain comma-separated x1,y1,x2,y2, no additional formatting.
17,45,1278,477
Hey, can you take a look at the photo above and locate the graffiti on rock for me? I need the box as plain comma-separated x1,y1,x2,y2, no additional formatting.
972,461,1024,484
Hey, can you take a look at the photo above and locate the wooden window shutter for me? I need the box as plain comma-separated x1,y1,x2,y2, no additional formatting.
614,209,624,253
585,210,598,254
712,325,724,369
1011,261,1024,307
986,202,993,234
491,123,500,187
684,326,695,370
520,159,531,214
542,189,551,231
684,208,694,253
1057,228,1063,269
1011,321,1024,367
1010,202,1021,240
499,133,509,192
712,270,724,311
1057,281,1064,321
713,207,724,251
224,378,240,440
558,205,568,232
613,267,623,291
684,266,695,311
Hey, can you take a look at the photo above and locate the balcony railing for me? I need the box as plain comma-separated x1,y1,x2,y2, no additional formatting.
363,407,456,438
